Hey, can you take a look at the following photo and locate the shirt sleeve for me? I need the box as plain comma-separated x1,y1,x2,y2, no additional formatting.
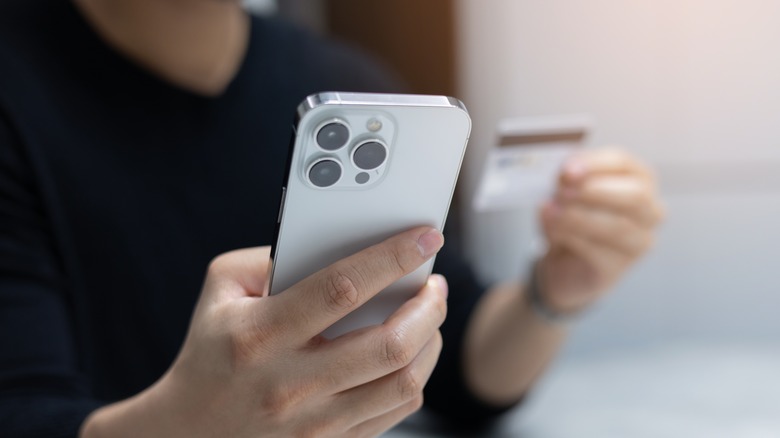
424,228,522,428
0,112,102,437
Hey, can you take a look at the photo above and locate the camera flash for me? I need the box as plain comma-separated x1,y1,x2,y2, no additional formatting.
366,118,382,132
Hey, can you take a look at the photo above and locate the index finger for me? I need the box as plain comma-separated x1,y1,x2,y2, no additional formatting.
565,176,665,227
561,148,654,184
265,226,444,342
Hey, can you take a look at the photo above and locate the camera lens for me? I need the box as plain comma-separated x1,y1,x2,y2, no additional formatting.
316,122,350,151
308,159,342,188
352,141,387,170
355,172,370,184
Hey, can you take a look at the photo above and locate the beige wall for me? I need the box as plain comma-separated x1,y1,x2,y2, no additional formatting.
456,0,780,349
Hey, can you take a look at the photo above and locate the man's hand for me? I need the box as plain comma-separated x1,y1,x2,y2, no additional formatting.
81,227,448,438
462,148,663,406
538,148,665,314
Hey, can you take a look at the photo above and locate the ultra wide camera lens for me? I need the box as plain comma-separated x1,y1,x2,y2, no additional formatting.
352,141,387,170
309,159,342,188
316,122,350,151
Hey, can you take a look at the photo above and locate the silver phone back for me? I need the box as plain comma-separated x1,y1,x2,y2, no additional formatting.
269,92,471,338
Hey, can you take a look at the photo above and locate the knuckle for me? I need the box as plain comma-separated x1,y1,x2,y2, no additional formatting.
227,325,259,368
260,387,298,422
260,380,319,427
390,245,410,274
433,330,444,353
379,326,412,368
298,420,333,438
232,310,280,366
409,394,425,413
385,237,420,275
396,367,422,401
206,253,230,277
432,296,448,327
322,268,361,313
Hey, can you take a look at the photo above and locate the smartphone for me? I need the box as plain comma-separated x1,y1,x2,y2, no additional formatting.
269,92,471,338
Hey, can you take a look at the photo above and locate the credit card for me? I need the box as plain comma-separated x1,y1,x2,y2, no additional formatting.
473,115,592,212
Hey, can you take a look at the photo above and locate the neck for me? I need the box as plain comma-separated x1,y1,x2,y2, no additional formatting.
73,0,250,96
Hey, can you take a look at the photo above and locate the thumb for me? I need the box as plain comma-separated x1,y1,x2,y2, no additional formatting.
203,246,273,301
539,201,561,244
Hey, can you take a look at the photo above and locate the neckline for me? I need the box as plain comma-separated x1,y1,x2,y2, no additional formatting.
64,0,256,102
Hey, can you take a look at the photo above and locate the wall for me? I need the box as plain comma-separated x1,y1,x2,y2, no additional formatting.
326,0,457,96
456,0,780,353
243,0,276,14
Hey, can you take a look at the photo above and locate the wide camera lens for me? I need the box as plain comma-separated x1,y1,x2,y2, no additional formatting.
353,141,387,170
309,159,342,188
316,122,349,151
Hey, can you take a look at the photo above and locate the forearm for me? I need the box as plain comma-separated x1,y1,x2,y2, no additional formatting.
463,281,567,406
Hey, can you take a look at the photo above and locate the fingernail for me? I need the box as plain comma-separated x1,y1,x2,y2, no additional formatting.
417,229,444,258
430,275,449,299
564,159,587,180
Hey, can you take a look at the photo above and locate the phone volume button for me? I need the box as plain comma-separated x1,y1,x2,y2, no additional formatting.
277,187,287,223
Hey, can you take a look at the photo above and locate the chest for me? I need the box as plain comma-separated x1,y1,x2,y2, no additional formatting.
30,88,294,333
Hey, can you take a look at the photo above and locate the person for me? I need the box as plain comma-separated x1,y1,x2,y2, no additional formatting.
0,0,665,436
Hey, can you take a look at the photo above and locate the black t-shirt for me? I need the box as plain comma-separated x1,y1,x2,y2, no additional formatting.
0,1,512,435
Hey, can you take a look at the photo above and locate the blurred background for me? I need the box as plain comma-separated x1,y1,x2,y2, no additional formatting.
250,0,780,436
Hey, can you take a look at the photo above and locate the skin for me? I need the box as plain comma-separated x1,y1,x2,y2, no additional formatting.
464,149,665,405
73,0,250,96
73,0,665,434
81,228,449,437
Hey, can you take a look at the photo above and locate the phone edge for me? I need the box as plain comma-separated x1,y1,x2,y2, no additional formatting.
268,92,471,296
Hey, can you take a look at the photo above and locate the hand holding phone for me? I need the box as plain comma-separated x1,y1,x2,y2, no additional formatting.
269,92,470,337
82,228,449,438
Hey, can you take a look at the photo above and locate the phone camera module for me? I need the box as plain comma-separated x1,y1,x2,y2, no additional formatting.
308,159,342,188
316,122,350,151
352,141,387,170
355,172,370,184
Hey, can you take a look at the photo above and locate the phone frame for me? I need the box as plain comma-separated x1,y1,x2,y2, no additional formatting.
269,92,471,337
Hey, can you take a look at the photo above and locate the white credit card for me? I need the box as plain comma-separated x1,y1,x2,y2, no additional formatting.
473,115,593,212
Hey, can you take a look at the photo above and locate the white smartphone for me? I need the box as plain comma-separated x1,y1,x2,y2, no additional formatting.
269,92,471,338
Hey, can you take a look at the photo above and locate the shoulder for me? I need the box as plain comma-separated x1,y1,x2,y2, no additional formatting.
248,15,405,94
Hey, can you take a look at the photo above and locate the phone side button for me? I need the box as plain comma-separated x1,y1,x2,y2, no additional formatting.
277,187,287,223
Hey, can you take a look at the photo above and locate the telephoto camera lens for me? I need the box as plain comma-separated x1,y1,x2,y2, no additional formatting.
352,141,387,170
316,122,350,151
309,159,342,188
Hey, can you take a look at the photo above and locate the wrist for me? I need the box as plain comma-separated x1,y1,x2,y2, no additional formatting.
525,258,586,324
79,373,183,438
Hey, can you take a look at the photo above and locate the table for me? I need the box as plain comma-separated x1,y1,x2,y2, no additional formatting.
383,342,780,437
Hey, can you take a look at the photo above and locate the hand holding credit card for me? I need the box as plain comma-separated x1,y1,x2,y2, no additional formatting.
473,115,593,212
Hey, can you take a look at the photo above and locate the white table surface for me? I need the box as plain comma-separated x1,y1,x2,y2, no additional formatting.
383,341,780,437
